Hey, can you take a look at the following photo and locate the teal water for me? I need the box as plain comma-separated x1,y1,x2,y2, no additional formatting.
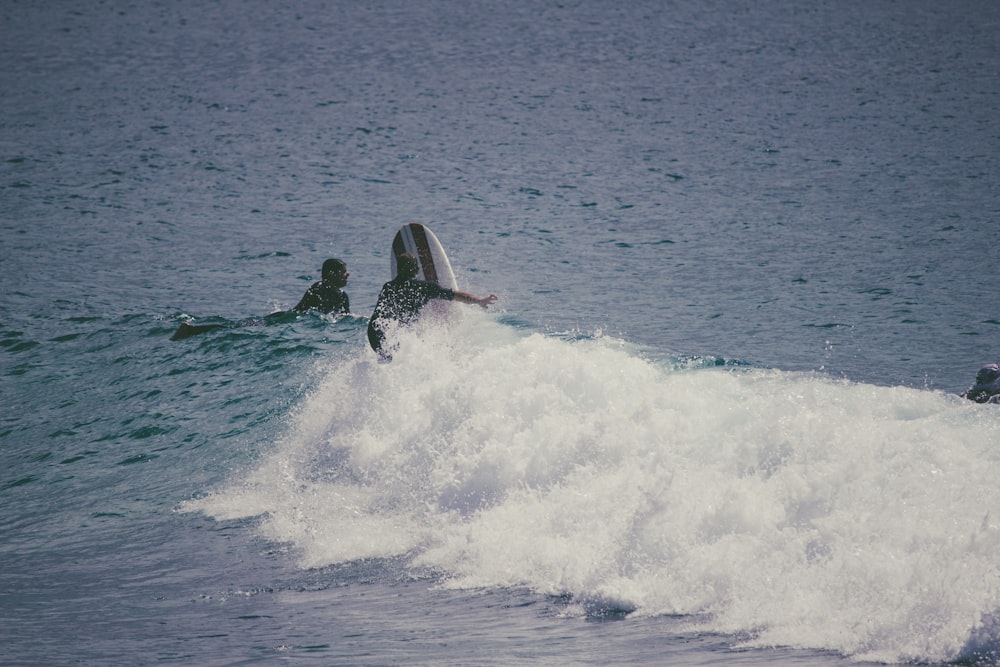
2,0,999,664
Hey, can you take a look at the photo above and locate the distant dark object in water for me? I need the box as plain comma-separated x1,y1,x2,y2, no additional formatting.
170,322,227,341
169,314,283,341
961,363,1000,404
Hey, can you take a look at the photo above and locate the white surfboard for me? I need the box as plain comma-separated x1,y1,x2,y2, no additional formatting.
391,222,458,290
390,222,461,327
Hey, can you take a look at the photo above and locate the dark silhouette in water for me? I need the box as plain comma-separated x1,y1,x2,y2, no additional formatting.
290,258,350,315
961,363,1000,404
170,321,228,340
171,258,350,341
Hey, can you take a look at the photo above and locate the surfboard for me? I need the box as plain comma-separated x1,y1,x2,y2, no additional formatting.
391,222,458,290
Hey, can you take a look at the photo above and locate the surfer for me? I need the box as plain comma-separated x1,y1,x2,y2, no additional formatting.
367,253,497,360
171,258,351,341
961,363,1000,404
292,258,351,314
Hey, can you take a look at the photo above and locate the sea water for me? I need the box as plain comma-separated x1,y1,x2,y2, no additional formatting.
2,0,999,665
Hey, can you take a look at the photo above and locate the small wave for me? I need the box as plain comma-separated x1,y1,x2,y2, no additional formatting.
187,314,1000,663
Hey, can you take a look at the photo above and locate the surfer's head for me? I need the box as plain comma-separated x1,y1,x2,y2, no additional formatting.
396,253,419,280
322,258,348,285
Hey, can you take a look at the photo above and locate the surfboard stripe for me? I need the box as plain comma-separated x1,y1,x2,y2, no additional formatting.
390,222,455,289
409,223,438,284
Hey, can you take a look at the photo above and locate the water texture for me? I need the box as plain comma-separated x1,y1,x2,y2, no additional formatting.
2,1,999,665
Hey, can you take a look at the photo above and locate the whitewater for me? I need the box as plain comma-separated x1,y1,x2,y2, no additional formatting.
185,314,1000,664
3,0,999,664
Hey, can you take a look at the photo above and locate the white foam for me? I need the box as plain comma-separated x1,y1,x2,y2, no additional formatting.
187,313,1000,663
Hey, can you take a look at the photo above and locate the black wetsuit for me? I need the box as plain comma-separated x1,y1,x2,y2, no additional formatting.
172,280,348,341
367,277,454,357
962,364,1000,404
292,281,350,314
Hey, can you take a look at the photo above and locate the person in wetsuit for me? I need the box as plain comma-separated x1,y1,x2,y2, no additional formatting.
171,258,351,341
961,363,1000,404
292,258,351,314
367,253,497,360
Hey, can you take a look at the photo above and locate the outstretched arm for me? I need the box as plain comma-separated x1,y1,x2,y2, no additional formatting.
453,290,498,308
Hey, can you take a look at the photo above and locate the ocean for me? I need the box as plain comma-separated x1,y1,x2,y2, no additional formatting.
2,0,999,664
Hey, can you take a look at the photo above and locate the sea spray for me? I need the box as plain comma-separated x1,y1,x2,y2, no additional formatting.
186,314,1000,663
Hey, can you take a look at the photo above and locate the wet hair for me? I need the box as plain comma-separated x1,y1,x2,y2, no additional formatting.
321,258,347,280
396,253,419,280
